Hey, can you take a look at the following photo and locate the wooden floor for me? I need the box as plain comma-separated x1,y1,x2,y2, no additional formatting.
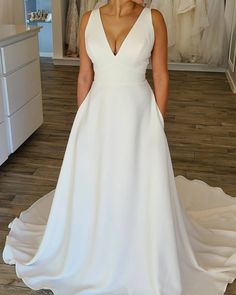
0,57,236,294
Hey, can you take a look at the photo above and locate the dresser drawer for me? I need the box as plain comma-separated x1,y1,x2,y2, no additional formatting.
6,93,43,153
0,121,9,165
3,59,41,116
1,35,39,74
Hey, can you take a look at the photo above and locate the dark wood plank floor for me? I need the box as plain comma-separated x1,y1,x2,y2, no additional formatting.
0,57,235,294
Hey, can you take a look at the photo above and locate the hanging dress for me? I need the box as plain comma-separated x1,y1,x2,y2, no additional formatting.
79,0,99,21
150,0,175,47
65,0,80,57
79,0,87,25
169,0,209,63
200,0,229,66
87,0,99,10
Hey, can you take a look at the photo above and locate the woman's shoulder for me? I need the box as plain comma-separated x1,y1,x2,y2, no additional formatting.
150,7,166,31
81,9,93,22
150,7,164,20
79,9,94,31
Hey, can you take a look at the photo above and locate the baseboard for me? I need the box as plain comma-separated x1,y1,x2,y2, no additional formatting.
226,69,236,93
52,56,80,66
40,52,53,58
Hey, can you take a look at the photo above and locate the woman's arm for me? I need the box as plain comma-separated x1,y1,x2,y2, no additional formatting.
150,9,169,118
77,11,94,108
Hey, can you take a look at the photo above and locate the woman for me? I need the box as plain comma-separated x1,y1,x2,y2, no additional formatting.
2,1,236,294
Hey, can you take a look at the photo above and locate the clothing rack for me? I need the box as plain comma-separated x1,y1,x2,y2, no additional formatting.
53,0,231,73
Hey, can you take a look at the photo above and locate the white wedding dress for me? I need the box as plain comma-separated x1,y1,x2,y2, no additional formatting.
2,7,236,295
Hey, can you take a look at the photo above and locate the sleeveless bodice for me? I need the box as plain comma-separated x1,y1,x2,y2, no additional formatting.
85,7,155,85
3,5,236,295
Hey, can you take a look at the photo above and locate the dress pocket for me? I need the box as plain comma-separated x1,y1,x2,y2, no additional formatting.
155,103,164,127
78,89,91,111
148,84,164,128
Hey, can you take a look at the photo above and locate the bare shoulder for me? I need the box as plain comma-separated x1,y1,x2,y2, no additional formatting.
150,8,166,32
81,9,93,22
79,10,93,30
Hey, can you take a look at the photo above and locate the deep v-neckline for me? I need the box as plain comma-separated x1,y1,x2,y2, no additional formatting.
98,7,146,58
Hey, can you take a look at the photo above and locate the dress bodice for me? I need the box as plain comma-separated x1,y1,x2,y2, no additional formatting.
85,7,155,85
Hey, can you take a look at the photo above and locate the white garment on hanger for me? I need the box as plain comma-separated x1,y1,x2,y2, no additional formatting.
79,0,86,22
200,0,228,66
80,0,99,20
150,0,176,47
177,0,195,14
169,0,209,63
87,0,98,10
66,0,80,57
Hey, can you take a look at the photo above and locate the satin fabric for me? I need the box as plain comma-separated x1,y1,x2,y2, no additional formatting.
2,7,236,295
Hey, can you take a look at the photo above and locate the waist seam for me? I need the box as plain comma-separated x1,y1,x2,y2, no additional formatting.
92,79,147,86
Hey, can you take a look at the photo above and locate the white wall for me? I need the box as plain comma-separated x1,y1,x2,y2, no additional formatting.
0,0,25,24
36,0,53,56
226,0,236,93
225,0,236,41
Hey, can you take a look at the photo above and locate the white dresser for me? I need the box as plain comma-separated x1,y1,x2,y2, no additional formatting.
0,25,43,165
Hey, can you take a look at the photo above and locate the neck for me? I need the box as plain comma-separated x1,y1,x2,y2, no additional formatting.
107,1,138,16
